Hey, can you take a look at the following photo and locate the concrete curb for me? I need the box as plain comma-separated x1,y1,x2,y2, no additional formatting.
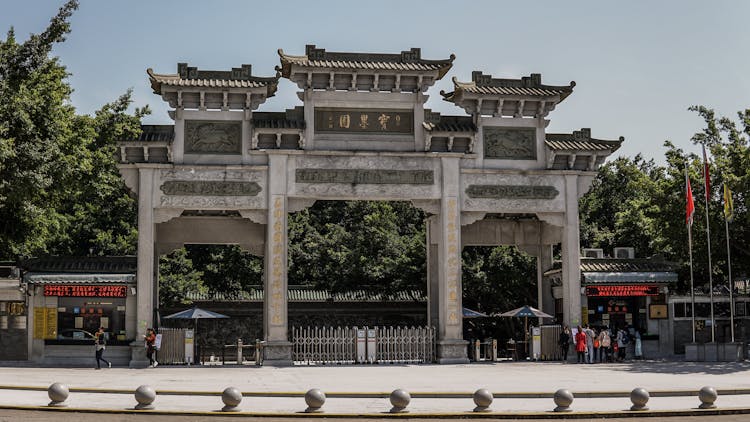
2,404,750,418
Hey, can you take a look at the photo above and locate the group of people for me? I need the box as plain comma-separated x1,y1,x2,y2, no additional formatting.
558,325,642,363
93,327,159,369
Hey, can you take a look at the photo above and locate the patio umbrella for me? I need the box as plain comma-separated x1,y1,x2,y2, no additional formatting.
495,305,553,343
463,307,489,318
163,307,229,363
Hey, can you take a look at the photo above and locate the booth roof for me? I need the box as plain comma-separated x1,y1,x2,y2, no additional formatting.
20,256,136,274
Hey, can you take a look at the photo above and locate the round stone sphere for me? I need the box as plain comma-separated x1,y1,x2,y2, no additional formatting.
48,383,69,403
699,386,718,405
553,389,574,408
630,388,650,408
305,388,326,409
222,387,243,407
390,389,411,409
134,385,156,406
473,388,493,408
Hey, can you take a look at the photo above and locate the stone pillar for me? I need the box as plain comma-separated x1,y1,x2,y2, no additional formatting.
131,168,155,368
561,175,582,327
436,157,469,363
172,109,184,163
426,216,439,329
537,244,555,324
262,153,292,365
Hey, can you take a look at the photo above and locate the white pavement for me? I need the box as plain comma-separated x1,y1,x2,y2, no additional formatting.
0,361,749,415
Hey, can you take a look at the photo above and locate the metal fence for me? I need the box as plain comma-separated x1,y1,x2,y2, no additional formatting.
538,324,563,361
292,326,436,365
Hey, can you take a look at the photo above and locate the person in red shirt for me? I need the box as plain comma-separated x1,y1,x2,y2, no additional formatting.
575,325,587,364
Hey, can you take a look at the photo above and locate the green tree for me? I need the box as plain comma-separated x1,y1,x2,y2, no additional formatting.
0,0,81,257
158,248,205,307
185,244,262,294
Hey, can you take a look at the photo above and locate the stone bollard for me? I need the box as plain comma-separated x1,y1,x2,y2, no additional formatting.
698,386,718,409
221,387,243,412
304,388,326,413
389,389,411,413
472,388,493,412
553,389,573,412
134,385,156,410
47,383,69,407
629,387,649,411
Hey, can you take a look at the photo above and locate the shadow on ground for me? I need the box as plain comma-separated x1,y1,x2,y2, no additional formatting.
606,360,750,375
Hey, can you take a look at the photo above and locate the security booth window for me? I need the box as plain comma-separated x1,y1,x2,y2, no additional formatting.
42,284,130,345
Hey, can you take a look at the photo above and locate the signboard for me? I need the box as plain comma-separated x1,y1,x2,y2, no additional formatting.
585,285,660,297
44,285,128,298
33,307,57,339
315,108,413,134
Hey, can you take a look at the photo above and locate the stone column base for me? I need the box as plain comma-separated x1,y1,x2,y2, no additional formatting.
437,339,469,364
129,341,149,368
262,341,293,366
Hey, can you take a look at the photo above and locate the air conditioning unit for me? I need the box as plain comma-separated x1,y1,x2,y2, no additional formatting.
614,247,635,259
582,248,604,258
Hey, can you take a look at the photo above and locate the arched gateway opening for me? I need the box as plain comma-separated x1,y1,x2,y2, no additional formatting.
118,45,621,367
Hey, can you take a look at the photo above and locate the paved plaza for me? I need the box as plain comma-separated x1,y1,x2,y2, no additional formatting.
0,360,749,418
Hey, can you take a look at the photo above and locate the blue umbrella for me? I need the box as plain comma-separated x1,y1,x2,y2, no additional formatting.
463,307,489,318
496,305,553,345
163,307,229,320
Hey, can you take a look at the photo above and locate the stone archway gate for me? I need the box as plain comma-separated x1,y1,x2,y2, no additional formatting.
118,45,622,367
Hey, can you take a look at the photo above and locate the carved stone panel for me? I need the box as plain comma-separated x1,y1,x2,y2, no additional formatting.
160,181,261,196
466,185,558,199
296,169,433,185
185,121,242,154
483,127,536,160
314,108,414,134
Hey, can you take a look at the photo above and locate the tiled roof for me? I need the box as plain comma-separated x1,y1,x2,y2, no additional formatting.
278,45,454,79
252,107,306,130
187,288,426,303
422,111,476,132
546,129,623,152
147,63,279,95
442,71,575,101
544,258,678,275
138,125,174,142
21,256,137,274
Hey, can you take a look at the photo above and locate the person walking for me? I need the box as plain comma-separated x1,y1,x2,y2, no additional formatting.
584,324,595,364
575,326,587,364
634,330,643,360
94,327,111,369
144,328,158,367
598,327,611,363
558,326,571,363
615,327,628,362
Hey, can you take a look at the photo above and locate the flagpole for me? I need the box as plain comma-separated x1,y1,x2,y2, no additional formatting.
725,215,734,342
689,220,696,343
723,182,735,343
686,163,696,343
702,146,715,343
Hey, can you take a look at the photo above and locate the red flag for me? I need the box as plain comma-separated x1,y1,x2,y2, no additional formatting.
702,144,710,201
686,169,695,226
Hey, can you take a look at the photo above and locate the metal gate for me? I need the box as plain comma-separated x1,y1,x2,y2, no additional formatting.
292,326,435,365
157,327,186,364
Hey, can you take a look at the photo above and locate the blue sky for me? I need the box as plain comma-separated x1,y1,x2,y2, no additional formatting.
3,0,748,162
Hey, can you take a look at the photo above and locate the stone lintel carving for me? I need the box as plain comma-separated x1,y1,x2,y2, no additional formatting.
160,196,262,208
185,120,242,154
160,181,261,196
536,212,564,227
288,198,317,213
153,208,184,224
314,108,414,134
483,127,536,160
460,212,486,226
466,185,558,199
296,169,434,185
239,210,267,224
